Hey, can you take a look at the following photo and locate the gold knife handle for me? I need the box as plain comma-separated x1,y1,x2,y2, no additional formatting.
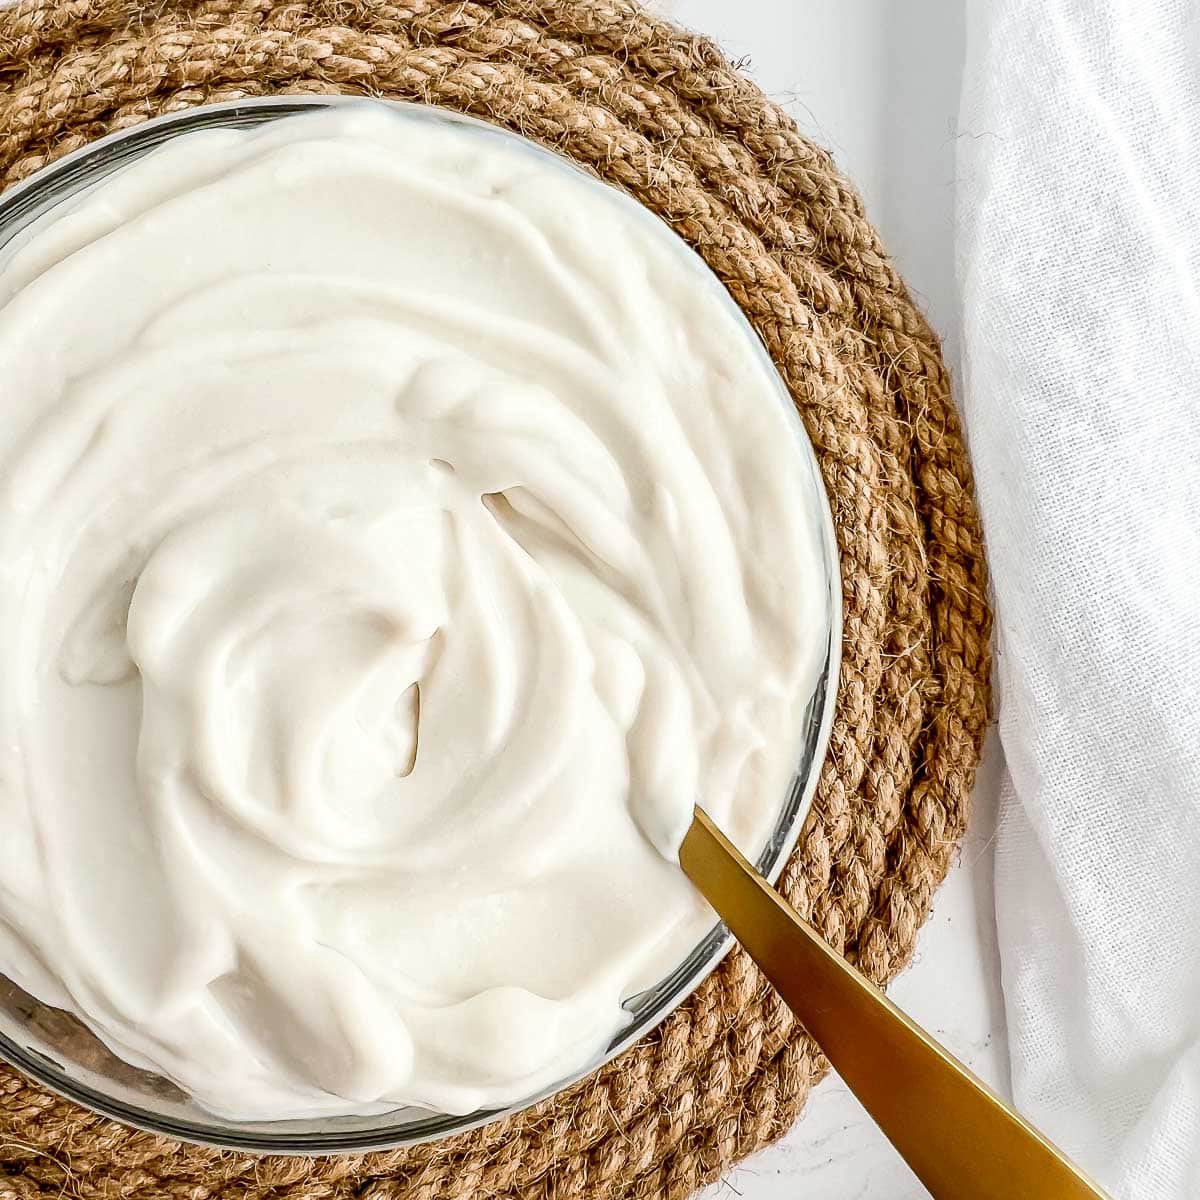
679,808,1110,1200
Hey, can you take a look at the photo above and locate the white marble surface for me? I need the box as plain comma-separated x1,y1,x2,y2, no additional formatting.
667,3,1011,1196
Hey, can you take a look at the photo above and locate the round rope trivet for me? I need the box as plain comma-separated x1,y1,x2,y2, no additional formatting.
0,2,992,1197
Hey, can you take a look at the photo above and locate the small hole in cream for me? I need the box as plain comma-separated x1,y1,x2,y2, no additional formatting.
395,682,420,778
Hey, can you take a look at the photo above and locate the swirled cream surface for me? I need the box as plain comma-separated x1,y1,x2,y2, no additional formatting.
0,105,824,1119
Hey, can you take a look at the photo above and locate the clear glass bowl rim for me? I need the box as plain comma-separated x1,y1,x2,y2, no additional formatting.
0,95,842,1154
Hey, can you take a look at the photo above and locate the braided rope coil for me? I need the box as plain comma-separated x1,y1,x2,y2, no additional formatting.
0,2,991,1197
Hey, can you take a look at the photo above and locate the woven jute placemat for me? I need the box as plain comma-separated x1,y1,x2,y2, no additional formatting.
0,1,992,1197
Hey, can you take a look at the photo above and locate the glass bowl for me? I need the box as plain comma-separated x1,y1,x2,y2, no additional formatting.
0,96,841,1153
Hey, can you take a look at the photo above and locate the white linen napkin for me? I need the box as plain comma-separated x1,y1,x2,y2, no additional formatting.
957,2,1200,1195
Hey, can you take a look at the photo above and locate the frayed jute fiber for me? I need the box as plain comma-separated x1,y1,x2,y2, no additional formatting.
0,1,992,1197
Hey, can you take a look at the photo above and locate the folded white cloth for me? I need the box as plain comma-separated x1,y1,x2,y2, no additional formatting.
957,2,1200,1195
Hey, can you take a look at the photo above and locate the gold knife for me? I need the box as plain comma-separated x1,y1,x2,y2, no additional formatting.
679,807,1110,1200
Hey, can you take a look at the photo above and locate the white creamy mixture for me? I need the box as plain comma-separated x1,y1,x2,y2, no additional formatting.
0,105,823,1119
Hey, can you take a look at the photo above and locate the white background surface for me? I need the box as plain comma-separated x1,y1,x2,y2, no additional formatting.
667,4,1011,1196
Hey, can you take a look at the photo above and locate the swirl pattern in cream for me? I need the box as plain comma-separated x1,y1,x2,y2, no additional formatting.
0,106,825,1118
